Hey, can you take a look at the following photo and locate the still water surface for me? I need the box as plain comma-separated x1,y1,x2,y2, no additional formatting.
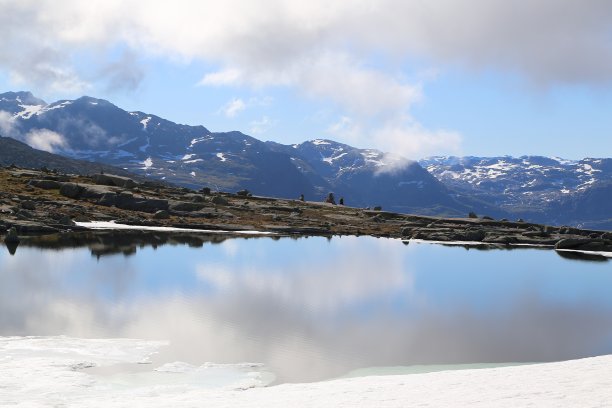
1,236,611,383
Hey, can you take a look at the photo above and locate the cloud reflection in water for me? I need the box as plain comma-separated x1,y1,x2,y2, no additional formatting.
1,236,611,383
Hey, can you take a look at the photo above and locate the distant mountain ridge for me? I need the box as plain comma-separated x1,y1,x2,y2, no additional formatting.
421,156,612,229
1,91,611,228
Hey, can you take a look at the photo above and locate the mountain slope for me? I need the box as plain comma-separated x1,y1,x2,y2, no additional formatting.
1,91,466,215
267,139,478,215
0,136,134,177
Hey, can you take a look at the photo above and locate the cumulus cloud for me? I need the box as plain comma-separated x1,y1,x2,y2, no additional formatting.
99,50,145,92
24,129,68,153
327,113,462,164
0,111,69,152
4,0,605,86
0,111,18,137
3,0,612,156
217,96,273,118
219,98,246,118
249,116,277,135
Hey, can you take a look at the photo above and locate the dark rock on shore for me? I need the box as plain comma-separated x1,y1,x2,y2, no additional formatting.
555,238,612,252
5,227,20,243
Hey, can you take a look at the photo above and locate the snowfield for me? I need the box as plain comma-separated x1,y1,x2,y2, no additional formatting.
1,336,611,407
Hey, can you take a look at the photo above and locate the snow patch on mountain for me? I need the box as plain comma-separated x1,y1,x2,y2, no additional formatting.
140,117,151,131
14,104,44,119
44,101,73,112
312,139,331,146
421,155,612,209
190,136,211,147
142,157,153,169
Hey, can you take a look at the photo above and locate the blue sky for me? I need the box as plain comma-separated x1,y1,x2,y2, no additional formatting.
1,0,612,159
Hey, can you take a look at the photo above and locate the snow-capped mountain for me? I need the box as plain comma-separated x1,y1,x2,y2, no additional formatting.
1,91,465,215
3,91,610,227
267,139,473,215
421,156,612,228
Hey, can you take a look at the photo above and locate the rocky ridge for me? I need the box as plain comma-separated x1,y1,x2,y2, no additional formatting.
1,166,610,258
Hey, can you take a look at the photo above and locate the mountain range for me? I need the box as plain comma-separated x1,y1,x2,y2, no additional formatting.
1,91,610,229
421,156,612,229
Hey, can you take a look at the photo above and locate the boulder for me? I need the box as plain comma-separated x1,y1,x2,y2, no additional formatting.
28,179,61,190
184,194,204,203
58,215,75,226
80,185,116,199
153,210,170,220
4,227,20,244
114,194,169,213
59,183,84,199
555,238,612,252
211,196,229,206
91,174,137,189
522,230,551,238
98,193,117,207
21,200,36,211
236,189,251,197
464,229,486,241
169,201,206,212
483,234,519,244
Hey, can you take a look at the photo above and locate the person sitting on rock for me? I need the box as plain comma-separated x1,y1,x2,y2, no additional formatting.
299,194,305,201
325,192,336,205
339,197,344,205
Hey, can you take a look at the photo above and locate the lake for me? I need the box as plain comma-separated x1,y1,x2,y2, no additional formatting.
1,234,611,384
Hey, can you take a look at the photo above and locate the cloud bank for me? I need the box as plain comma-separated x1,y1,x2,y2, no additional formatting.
2,0,612,157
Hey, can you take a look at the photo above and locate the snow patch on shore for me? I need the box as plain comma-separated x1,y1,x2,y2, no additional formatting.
1,336,611,407
75,221,276,236
0,336,272,406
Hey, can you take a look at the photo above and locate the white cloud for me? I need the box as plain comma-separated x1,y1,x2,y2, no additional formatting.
0,111,18,137
373,121,462,162
24,129,68,153
327,114,462,161
249,116,276,135
219,98,246,118
0,111,69,153
4,1,612,88
199,69,244,86
3,0,612,156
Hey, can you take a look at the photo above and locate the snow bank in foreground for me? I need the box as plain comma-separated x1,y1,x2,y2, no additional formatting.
0,336,273,406
1,336,611,407
75,221,276,235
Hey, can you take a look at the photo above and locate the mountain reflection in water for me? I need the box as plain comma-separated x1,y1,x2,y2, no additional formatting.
1,234,611,383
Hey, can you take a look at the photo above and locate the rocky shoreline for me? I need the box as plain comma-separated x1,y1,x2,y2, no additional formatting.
1,166,611,256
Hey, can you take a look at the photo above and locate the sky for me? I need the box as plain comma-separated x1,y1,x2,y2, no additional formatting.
1,0,612,159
